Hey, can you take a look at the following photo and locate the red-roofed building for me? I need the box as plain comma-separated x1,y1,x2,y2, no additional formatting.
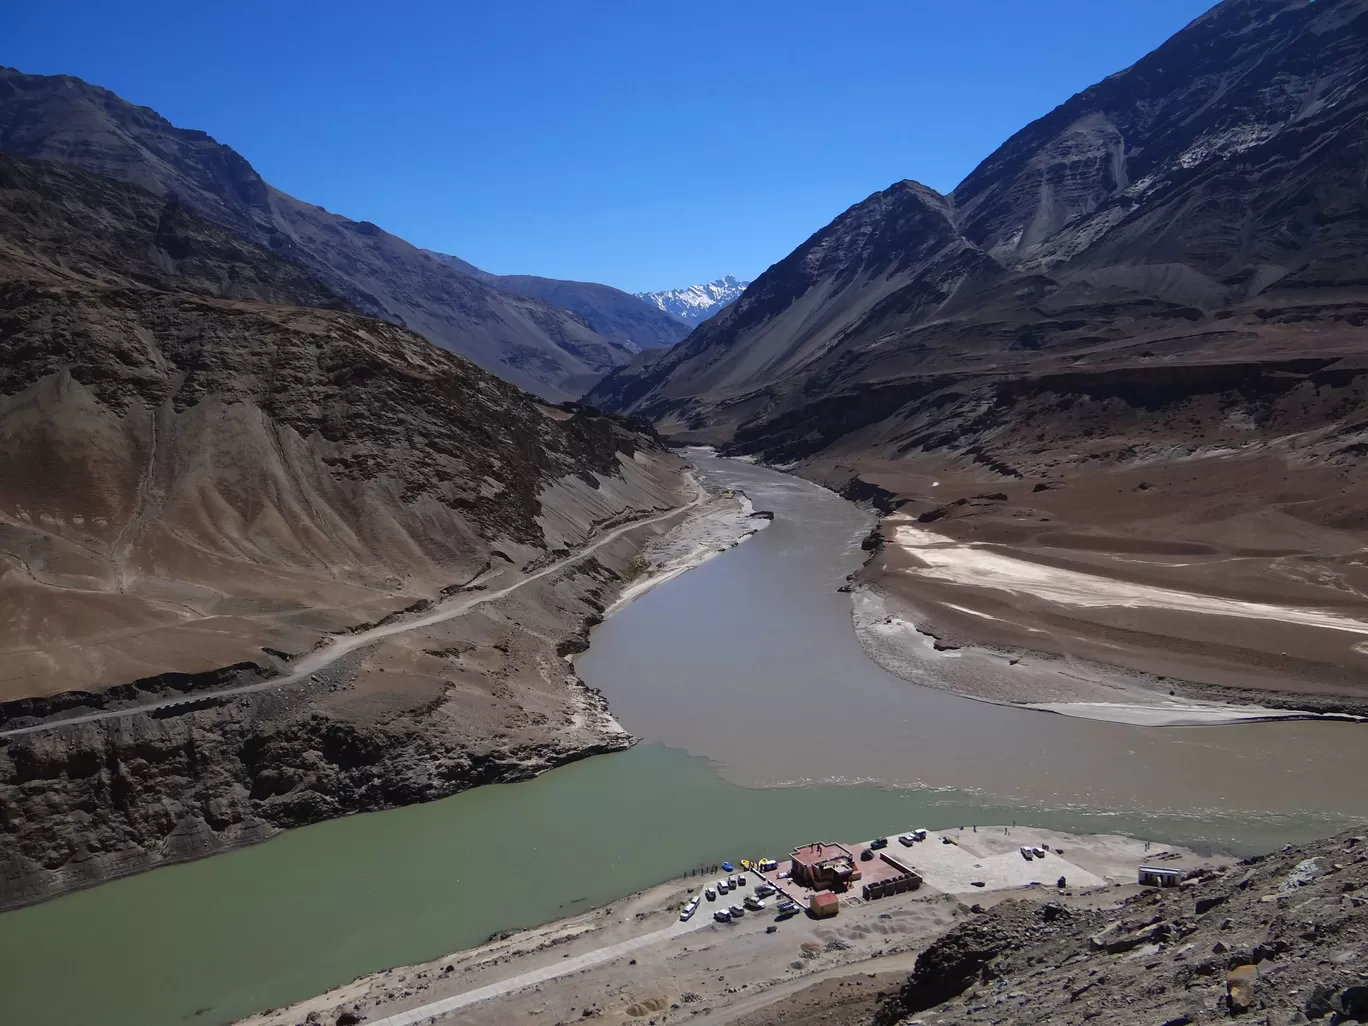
809,890,840,918
790,842,860,892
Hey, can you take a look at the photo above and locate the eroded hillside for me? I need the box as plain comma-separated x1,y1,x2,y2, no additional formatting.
0,154,693,908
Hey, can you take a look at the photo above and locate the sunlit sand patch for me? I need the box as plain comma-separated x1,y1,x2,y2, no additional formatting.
891,522,1368,639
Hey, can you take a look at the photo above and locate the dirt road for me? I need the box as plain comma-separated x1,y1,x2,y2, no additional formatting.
0,486,705,740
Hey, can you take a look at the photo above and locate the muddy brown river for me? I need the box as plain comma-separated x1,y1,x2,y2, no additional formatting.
579,454,1368,820
2,455,1364,1026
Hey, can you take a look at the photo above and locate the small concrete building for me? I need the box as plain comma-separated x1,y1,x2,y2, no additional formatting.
791,842,860,892
1138,865,1182,887
809,890,840,918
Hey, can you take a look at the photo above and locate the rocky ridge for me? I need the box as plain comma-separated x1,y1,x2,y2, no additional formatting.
0,66,644,400
589,0,1368,452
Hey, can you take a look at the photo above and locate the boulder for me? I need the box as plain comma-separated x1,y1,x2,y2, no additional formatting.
1227,964,1257,1014
1196,891,1231,915
1341,986,1368,1022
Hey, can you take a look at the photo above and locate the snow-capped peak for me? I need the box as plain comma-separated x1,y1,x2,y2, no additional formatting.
635,275,750,325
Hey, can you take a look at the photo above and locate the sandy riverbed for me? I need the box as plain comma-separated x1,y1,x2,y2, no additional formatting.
236,826,1218,1026
850,587,1362,727
848,502,1368,725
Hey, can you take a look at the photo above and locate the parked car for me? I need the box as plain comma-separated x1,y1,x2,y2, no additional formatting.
860,848,874,862
1032,846,1048,859
1020,846,1034,860
898,833,916,846
714,909,732,923
705,886,717,901
729,904,746,917
717,879,729,894
869,837,889,850
913,829,928,841
680,906,694,921
755,883,774,897
776,900,799,917
744,897,767,912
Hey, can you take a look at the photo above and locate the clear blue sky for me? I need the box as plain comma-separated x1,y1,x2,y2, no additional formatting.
7,0,1216,293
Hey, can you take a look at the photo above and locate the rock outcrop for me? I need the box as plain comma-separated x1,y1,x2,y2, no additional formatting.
875,829,1368,1026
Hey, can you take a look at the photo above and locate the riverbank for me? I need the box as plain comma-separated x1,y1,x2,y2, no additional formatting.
605,485,771,615
0,459,732,911
237,826,1215,1026
799,455,1368,723
850,587,1368,727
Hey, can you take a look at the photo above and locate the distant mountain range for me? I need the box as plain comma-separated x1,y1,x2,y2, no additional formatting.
636,275,750,325
0,67,683,400
424,252,690,351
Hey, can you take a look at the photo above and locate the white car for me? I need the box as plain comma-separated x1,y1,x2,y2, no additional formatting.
680,906,694,921
705,886,717,901
717,879,729,894
714,909,732,923
898,833,916,846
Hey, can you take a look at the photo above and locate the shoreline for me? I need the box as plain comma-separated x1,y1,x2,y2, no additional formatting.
0,468,716,913
237,825,1219,1026
850,586,1368,727
601,479,771,616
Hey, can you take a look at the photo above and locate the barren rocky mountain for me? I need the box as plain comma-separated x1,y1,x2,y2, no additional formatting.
588,0,1368,711
425,251,691,350
0,152,694,908
0,67,645,400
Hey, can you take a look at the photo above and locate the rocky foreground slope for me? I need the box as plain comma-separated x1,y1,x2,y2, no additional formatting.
0,67,645,400
0,153,692,909
872,829,1368,1026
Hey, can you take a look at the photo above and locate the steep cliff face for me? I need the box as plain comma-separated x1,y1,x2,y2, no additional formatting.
0,68,642,400
0,155,691,908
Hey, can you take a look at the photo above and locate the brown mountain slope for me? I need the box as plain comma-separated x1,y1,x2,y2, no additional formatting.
0,154,692,907
0,67,640,400
587,0,1368,710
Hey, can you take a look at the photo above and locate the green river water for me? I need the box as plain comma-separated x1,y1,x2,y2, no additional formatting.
1,454,1364,1026
0,743,1342,1026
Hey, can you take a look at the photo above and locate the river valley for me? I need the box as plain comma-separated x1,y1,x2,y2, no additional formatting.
2,456,1366,1026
